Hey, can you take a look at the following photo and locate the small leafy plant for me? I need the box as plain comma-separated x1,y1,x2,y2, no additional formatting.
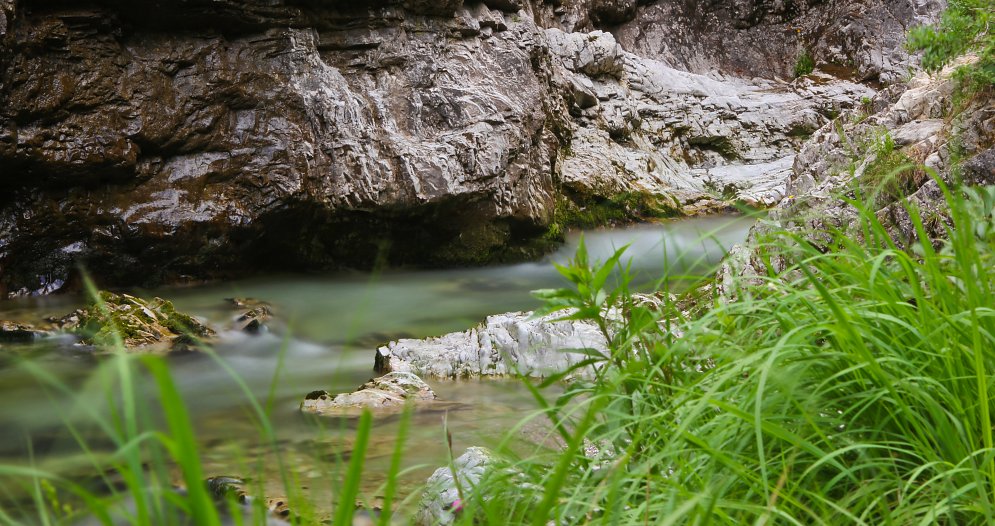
794,50,816,77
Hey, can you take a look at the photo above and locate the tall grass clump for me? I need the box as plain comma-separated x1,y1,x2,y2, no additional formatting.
0,285,401,526
455,179,995,525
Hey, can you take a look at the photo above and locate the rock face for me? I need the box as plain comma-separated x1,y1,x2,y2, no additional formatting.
300,371,436,415
719,55,995,288
0,0,941,294
545,29,875,214
375,310,607,378
611,0,944,85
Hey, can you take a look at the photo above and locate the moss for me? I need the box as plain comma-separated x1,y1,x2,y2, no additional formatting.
548,191,681,235
73,291,212,347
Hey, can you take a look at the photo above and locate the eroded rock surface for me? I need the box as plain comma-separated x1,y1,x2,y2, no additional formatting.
0,0,941,294
719,56,995,290
375,310,607,378
547,29,875,212
300,371,436,415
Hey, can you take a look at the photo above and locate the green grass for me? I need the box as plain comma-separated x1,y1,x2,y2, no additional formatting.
0,283,412,525
794,50,816,78
448,176,995,524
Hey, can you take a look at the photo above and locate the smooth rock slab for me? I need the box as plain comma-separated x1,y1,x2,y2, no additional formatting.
375,310,608,379
300,372,436,416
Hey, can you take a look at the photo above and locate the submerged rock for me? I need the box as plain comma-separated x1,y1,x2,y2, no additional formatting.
300,372,436,416
375,311,607,378
60,291,214,350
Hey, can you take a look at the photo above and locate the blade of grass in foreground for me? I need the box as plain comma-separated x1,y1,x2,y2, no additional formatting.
334,409,373,526
144,356,220,526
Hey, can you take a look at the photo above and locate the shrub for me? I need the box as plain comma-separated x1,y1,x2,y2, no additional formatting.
907,0,995,90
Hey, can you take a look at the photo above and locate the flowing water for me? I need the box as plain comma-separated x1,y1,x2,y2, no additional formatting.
0,215,754,513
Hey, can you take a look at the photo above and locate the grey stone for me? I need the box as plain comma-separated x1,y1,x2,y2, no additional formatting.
375,310,608,378
300,372,436,415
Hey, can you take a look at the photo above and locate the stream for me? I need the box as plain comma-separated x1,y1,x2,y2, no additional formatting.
0,215,754,513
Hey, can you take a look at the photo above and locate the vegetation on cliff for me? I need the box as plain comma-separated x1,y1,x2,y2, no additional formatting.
908,0,994,90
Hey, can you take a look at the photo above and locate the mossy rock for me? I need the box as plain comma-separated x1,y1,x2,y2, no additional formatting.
66,291,214,349
545,190,681,238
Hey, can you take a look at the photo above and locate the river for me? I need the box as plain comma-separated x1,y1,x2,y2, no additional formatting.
0,215,754,514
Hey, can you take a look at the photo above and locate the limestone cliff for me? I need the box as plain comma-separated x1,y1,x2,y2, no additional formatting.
0,0,941,295
720,56,995,289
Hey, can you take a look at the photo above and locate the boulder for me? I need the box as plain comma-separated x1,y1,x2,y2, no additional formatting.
300,372,436,415
375,310,607,378
231,306,274,335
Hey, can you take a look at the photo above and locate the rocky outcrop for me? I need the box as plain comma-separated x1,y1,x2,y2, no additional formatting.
0,1,571,295
546,29,874,213
0,0,940,295
611,0,944,85
300,371,437,415
375,310,607,378
719,55,995,289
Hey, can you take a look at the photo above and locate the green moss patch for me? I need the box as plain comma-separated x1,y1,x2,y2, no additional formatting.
72,291,213,349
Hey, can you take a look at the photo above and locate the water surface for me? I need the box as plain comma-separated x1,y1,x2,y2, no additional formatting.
0,215,754,512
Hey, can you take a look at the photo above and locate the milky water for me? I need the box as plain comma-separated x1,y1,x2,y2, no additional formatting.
0,215,754,511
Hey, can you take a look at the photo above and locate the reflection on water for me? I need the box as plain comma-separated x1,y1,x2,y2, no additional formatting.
0,215,755,511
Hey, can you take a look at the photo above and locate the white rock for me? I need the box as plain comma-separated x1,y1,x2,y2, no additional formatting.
375,311,608,378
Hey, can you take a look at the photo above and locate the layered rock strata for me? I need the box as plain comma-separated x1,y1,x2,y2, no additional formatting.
0,0,940,294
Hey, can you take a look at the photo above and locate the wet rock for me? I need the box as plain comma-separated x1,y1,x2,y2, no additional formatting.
0,320,50,342
300,372,436,416
232,306,274,334
60,291,214,350
375,310,607,378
